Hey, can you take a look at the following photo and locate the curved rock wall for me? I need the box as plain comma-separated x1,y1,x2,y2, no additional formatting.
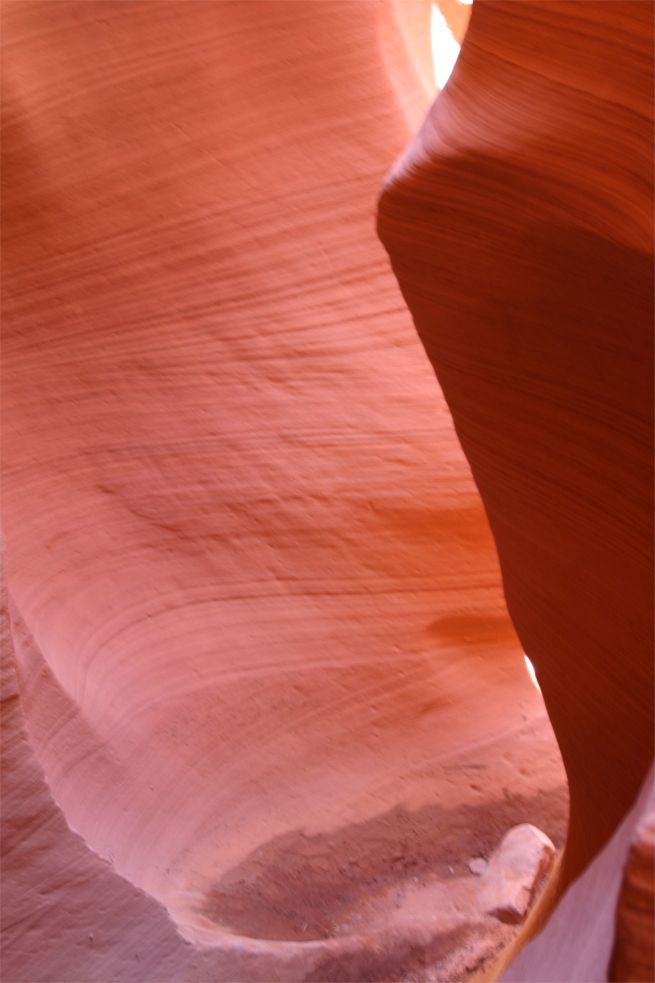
378,0,653,952
2,0,651,980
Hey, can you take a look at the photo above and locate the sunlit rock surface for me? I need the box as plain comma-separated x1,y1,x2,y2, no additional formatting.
1,1,651,980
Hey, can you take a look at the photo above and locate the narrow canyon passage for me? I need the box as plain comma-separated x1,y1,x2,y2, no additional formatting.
1,2,651,982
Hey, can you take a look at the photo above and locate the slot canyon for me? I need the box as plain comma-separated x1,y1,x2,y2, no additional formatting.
1,2,653,981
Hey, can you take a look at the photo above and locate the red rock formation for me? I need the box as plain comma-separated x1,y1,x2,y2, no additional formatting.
378,0,654,974
1,0,651,980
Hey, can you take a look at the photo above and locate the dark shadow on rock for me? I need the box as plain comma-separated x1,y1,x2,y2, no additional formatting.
426,612,518,647
304,925,472,982
198,790,567,943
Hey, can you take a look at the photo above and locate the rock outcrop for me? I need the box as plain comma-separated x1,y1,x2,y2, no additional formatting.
378,0,653,974
478,825,555,925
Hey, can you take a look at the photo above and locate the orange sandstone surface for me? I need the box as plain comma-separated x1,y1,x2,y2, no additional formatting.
1,2,651,981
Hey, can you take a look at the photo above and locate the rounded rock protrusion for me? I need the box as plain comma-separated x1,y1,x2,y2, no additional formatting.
478,824,556,925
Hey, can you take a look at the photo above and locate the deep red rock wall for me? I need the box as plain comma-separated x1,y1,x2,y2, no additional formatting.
379,0,653,885
378,1,654,976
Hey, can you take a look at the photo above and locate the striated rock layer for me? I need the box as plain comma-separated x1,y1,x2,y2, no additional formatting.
378,0,654,975
1,0,652,980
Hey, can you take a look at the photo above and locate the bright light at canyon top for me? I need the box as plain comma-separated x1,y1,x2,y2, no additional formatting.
524,656,541,692
431,0,473,90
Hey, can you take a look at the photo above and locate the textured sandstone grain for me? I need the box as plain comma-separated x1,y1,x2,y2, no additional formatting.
379,0,653,913
378,1,653,977
2,0,652,980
